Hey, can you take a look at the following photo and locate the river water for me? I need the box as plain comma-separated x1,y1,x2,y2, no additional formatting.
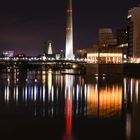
0,68,139,140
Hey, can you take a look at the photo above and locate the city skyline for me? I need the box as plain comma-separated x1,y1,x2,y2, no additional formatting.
0,1,140,140
0,0,139,55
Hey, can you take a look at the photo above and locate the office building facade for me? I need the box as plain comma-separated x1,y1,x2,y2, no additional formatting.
128,5,140,58
99,28,117,48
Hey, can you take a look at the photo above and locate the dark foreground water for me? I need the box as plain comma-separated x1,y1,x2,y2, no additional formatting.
0,68,140,140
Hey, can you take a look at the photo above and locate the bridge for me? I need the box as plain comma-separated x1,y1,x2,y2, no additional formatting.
1,56,139,76
0,57,87,74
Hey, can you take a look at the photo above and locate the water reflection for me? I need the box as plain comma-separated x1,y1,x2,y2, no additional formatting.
0,69,126,118
87,83,122,118
62,70,73,140
123,78,140,140
4,84,10,103
0,68,140,140
126,112,132,140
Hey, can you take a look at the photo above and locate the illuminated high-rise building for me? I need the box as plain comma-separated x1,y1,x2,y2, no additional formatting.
128,5,140,57
65,0,74,59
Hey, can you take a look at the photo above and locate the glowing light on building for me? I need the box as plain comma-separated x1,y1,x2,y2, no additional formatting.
87,52,123,64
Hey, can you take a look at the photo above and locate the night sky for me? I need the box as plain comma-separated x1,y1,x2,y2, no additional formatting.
0,0,139,55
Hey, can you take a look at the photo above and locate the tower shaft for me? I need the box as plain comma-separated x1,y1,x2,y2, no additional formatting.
65,0,73,59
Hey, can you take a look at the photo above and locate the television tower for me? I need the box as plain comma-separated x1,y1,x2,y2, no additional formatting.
65,0,74,59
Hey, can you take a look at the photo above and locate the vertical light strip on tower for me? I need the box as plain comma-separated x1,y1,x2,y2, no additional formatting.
65,0,74,59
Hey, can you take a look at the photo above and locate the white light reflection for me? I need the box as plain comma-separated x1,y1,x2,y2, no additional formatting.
76,84,80,101
51,85,54,102
48,69,52,103
76,85,79,114
22,87,24,101
95,84,98,93
7,76,10,84
4,85,10,103
135,80,139,104
130,79,133,103
84,84,87,99
95,76,98,81
4,86,6,102
34,85,37,102
84,84,87,116
25,86,28,103
43,84,46,117
43,85,45,103
124,78,127,103
80,84,82,102
16,85,18,104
